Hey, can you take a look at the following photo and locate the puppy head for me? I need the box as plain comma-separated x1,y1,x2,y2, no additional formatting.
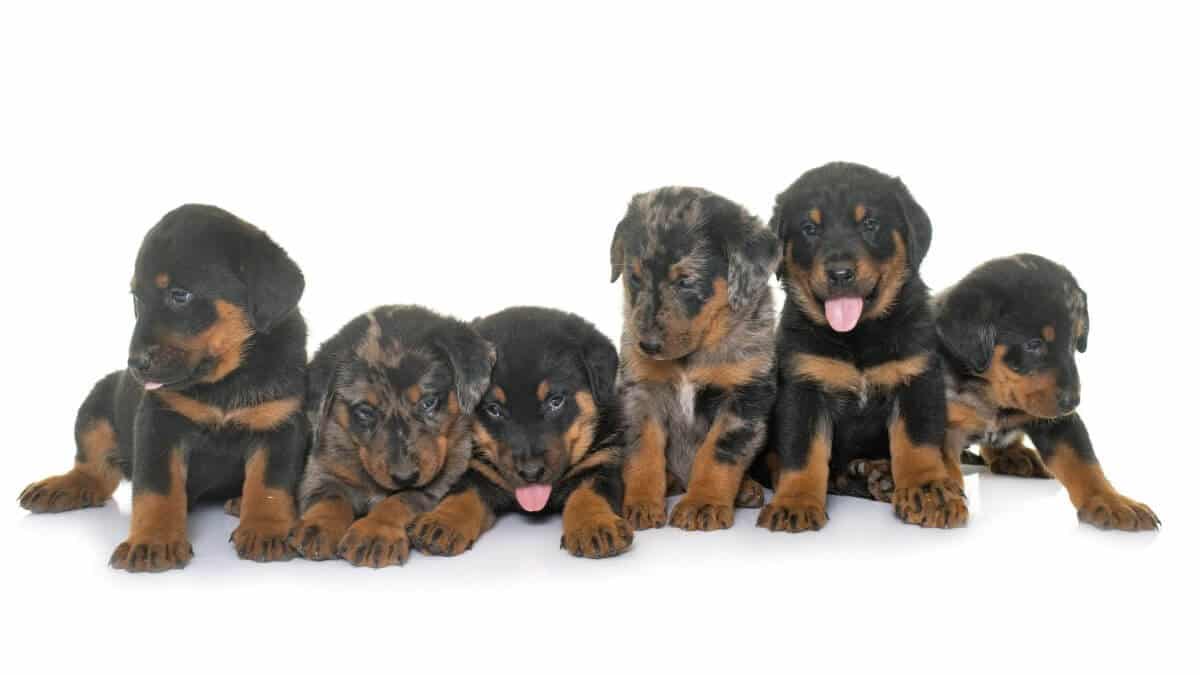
770,163,930,333
127,204,304,391
936,254,1088,418
313,306,495,491
610,187,779,361
471,307,617,512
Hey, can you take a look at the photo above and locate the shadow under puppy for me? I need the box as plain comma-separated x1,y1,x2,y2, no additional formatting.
19,205,309,571
761,162,967,532
410,307,632,558
294,305,494,567
936,254,1157,530
611,187,781,532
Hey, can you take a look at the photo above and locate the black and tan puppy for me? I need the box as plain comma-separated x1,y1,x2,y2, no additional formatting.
293,305,494,567
611,187,780,532
18,205,308,571
936,254,1158,530
762,162,967,531
409,307,631,558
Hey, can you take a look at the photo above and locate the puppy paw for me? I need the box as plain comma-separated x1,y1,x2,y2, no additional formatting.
734,478,766,509
19,473,110,513
110,535,193,573
622,499,667,530
756,495,827,532
409,511,477,557
223,497,241,517
562,512,633,558
337,519,410,568
289,516,349,561
847,459,895,503
893,480,968,528
231,518,295,563
986,445,1051,478
669,496,734,531
1077,493,1159,531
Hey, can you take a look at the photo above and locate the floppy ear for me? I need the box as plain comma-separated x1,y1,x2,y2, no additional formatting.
610,214,633,283
767,200,787,280
935,287,996,374
438,327,496,413
892,178,932,269
305,351,343,451
241,231,305,333
727,223,782,312
1070,287,1090,353
577,330,619,405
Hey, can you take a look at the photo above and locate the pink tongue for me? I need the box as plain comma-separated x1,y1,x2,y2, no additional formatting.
824,297,864,333
143,382,163,391
515,484,553,512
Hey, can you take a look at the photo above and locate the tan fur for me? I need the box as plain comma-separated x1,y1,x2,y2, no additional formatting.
154,392,300,432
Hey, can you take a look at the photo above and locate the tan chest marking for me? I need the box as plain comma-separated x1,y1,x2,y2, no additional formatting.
790,353,929,401
155,391,301,432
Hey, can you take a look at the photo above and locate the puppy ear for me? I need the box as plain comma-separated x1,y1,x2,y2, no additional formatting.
241,230,305,333
767,203,787,280
577,330,618,405
305,352,343,452
1070,287,1090,353
438,327,496,413
892,178,932,269
727,223,782,312
610,214,632,283
936,287,996,374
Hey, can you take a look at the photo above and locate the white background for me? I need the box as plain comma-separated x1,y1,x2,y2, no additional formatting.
1,2,1195,673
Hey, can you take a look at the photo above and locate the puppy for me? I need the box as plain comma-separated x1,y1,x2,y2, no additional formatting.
293,305,494,567
19,205,308,571
762,162,967,532
610,187,780,531
936,254,1158,530
410,307,632,558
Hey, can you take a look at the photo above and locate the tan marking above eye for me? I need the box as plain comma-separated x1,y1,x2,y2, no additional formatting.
1042,325,1056,342
537,380,550,402
853,204,867,223
491,386,506,404
406,384,422,404
808,208,822,225
155,273,170,289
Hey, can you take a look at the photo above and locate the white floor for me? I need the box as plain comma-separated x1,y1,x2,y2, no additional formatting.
6,460,1186,674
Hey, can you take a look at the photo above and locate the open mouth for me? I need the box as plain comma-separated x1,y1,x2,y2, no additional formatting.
821,285,878,333
514,484,553,512
127,368,190,392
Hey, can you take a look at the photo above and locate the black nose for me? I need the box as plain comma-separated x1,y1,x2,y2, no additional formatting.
128,348,155,372
517,459,545,483
391,469,418,488
826,265,856,287
1058,390,1080,412
638,339,662,356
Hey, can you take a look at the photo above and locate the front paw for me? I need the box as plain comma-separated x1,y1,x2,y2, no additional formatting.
735,478,766,509
1077,493,1160,531
337,520,410,568
622,499,667,530
756,495,827,532
110,534,193,573
669,496,734,531
893,480,968,528
289,516,349,561
231,518,295,562
847,459,895,503
986,445,1051,478
409,512,477,557
562,512,634,558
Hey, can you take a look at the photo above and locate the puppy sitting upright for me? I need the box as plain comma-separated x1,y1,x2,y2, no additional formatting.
937,254,1158,530
19,205,308,571
611,187,780,531
410,307,632,558
293,306,494,567
762,162,967,531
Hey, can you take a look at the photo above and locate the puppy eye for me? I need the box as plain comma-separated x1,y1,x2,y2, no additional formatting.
801,222,820,238
861,217,880,233
167,288,193,307
483,402,504,419
628,274,642,291
674,276,697,290
1023,338,1045,353
419,395,439,413
546,394,566,412
352,404,378,428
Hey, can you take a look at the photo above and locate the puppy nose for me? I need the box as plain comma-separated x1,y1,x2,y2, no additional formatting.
517,459,545,483
638,339,663,356
1058,390,1080,412
391,469,418,488
826,265,856,286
